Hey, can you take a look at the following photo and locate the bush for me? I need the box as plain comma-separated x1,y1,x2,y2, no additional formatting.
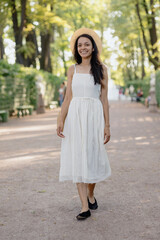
125,77,150,98
0,60,65,113
125,72,160,107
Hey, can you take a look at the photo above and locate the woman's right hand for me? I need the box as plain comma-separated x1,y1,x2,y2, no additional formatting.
56,121,65,138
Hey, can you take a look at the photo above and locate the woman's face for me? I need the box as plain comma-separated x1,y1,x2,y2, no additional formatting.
77,37,93,58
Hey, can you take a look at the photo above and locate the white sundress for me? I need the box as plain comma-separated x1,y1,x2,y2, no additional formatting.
59,64,111,183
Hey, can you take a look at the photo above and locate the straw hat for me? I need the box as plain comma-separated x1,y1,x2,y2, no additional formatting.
70,27,102,55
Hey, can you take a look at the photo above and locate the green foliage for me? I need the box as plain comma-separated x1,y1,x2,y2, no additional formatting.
32,1,68,32
124,70,160,106
125,77,150,98
1,0,160,92
22,70,37,108
111,70,125,86
0,60,65,113
17,42,36,59
0,0,9,35
109,0,160,84
0,60,21,112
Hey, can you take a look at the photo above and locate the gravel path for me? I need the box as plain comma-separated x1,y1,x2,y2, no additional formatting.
0,101,160,240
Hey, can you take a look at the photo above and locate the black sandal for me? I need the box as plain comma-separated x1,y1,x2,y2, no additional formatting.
88,197,98,210
76,210,91,220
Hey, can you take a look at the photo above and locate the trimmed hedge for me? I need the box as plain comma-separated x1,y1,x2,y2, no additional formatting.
125,77,150,98
0,60,65,114
125,71,160,106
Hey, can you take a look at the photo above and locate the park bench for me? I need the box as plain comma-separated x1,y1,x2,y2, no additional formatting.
16,105,33,118
131,93,137,102
131,93,145,103
0,110,9,122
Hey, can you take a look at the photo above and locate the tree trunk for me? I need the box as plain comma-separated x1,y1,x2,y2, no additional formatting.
130,41,138,79
40,32,52,72
138,36,146,79
61,48,67,76
25,29,39,67
149,0,159,65
126,64,132,81
0,35,5,59
10,0,27,65
142,0,159,63
39,3,54,72
135,0,160,69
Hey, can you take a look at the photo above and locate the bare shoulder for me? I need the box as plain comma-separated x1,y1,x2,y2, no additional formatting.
67,65,75,77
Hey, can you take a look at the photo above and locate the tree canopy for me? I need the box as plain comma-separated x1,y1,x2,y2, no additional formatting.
0,0,160,84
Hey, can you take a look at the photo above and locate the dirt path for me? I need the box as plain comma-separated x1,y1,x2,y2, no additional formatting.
0,101,160,240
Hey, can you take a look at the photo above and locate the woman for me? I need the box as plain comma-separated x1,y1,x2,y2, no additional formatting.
57,28,111,220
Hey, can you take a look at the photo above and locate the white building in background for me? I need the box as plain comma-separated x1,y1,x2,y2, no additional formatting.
108,78,119,100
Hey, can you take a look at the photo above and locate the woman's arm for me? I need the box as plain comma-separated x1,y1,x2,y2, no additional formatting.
100,64,111,144
57,65,74,138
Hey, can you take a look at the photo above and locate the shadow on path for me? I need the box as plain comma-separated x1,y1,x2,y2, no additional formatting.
0,102,160,240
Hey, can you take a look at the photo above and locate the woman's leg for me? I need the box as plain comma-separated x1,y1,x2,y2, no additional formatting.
76,183,89,212
87,183,96,203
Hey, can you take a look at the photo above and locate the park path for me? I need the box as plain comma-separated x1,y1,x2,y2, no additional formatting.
0,101,160,240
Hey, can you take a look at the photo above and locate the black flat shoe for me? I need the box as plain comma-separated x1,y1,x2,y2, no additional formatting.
88,197,98,210
76,210,91,220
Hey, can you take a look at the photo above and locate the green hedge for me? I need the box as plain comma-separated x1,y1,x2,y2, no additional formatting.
125,71,160,104
0,60,65,113
125,78,150,98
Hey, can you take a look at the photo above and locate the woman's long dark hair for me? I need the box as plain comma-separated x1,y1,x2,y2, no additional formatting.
74,34,104,85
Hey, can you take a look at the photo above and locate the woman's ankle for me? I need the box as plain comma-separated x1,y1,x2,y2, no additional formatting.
80,207,89,213
88,195,95,203
81,203,89,213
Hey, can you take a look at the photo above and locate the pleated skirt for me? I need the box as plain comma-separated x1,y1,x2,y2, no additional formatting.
59,97,111,183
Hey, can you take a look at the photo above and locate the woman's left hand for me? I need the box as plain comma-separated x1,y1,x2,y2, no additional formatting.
104,127,111,144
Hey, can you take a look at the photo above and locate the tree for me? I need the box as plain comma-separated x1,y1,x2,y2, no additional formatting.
135,0,160,70
10,0,27,64
109,0,147,81
0,0,8,59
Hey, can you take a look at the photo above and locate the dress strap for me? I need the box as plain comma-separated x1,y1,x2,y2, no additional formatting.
74,64,77,73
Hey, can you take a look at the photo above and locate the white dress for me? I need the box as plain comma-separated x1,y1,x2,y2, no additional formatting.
59,65,111,183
